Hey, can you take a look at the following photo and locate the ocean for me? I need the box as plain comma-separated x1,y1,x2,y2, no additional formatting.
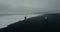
0,14,40,29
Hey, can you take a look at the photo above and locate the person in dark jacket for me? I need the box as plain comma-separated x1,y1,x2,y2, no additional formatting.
24,16,27,20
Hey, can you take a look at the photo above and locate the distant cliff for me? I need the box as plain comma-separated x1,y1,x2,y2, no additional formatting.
0,13,60,32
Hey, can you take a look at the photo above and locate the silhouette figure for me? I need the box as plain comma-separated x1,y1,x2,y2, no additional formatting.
45,16,48,23
24,16,27,20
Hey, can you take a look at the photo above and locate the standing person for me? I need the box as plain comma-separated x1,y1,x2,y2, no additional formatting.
44,15,48,23
24,16,27,20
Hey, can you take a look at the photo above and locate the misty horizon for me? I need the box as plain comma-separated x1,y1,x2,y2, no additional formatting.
0,0,60,15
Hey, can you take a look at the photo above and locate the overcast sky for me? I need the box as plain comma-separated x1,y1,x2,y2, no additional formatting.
0,0,60,15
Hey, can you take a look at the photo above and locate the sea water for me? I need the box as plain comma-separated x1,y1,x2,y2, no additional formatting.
0,14,40,29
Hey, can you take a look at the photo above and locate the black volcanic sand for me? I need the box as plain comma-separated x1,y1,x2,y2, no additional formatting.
0,13,60,32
